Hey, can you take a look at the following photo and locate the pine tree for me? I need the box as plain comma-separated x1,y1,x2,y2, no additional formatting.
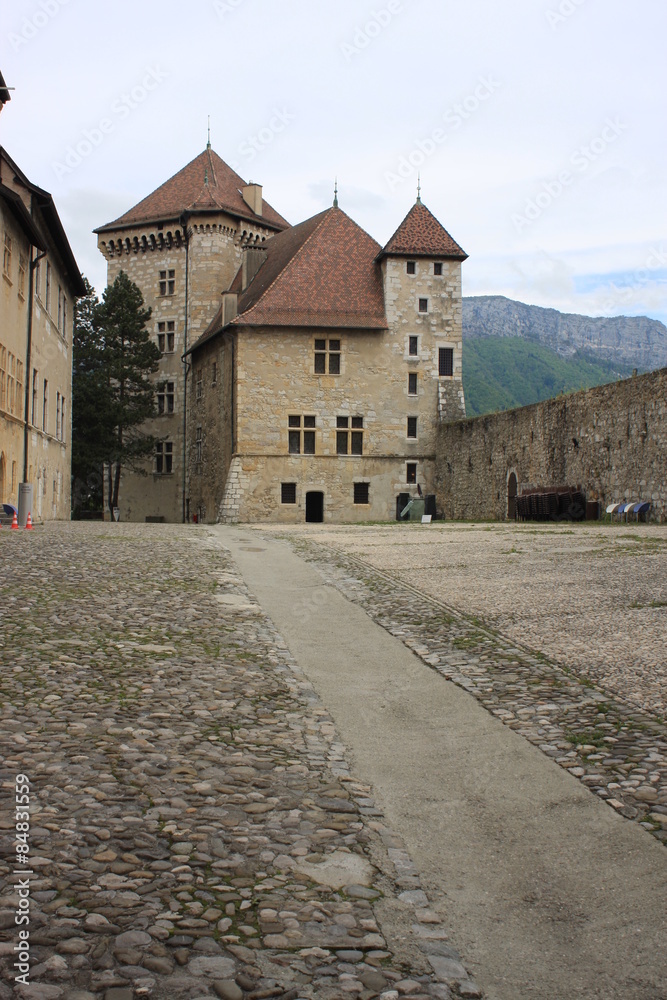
71,272,161,517
94,271,161,516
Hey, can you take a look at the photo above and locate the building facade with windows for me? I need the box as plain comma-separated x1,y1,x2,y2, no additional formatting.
0,140,85,520
96,147,466,523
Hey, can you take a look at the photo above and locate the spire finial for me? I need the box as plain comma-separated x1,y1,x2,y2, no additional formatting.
416,173,421,204
333,177,339,209
207,115,211,150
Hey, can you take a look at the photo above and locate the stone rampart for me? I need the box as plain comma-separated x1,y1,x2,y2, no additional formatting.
435,367,666,522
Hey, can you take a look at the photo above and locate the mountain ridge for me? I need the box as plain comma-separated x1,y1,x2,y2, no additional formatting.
462,295,667,372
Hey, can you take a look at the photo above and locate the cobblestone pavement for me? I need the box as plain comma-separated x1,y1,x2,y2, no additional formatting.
1,523,481,1000
263,524,667,844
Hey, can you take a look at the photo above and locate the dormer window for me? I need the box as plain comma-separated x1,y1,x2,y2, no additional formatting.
406,261,416,275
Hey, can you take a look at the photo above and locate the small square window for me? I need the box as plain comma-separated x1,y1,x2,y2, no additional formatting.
289,414,301,427
418,298,428,313
407,416,418,439
304,415,316,428
408,372,418,395
434,262,443,276
408,336,418,356
351,416,363,429
406,462,417,484
337,416,349,428
406,261,416,275
439,347,454,377
354,482,369,505
281,482,296,504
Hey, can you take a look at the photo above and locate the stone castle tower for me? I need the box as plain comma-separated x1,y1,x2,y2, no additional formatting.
95,146,288,522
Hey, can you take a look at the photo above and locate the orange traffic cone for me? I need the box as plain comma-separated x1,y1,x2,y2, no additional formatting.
25,512,34,530
10,511,19,530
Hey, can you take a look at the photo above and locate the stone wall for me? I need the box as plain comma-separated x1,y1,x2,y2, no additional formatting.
435,367,667,522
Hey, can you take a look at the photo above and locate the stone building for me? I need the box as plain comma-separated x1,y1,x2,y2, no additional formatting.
0,122,85,519
96,147,467,523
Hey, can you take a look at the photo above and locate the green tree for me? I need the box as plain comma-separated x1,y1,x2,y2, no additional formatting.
71,271,161,518
94,271,161,516
72,277,109,515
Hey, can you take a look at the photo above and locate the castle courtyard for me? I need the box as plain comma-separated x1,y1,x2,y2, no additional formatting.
1,521,665,1000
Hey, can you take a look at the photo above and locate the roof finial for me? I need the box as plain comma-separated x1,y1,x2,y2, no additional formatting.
416,173,422,204
333,177,339,209
207,115,211,150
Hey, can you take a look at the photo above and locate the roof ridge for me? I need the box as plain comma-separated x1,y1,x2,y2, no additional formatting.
235,208,333,324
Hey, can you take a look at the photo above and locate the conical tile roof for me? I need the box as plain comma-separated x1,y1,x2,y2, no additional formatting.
379,201,467,260
95,148,289,232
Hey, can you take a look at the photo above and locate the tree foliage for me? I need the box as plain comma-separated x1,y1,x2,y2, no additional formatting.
72,271,161,517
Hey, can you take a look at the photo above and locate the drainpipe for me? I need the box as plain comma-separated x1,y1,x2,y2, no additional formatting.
23,247,47,482
181,216,190,523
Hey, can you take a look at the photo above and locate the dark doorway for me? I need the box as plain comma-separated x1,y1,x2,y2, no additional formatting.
508,472,518,520
305,491,324,523
396,492,410,520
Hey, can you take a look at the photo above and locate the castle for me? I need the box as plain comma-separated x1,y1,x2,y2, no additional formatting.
96,145,467,523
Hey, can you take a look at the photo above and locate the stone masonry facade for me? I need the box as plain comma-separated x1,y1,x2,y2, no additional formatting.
435,366,667,522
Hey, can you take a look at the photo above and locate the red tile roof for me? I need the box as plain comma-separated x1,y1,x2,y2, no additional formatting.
189,207,388,352
234,207,388,330
379,201,467,260
95,148,289,233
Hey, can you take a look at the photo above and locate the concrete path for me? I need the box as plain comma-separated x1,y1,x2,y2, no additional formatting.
219,526,667,1000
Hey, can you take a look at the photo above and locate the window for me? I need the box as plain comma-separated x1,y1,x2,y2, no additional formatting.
407,416,418,439
159,269,175,296
288,415,316,455
15,361,23,418
408,336,418,356
61,397,66,443
336,415,363,455
3,233,11,278
32,370,38,424
156,441,173,474
57,286,63,331
42,379,48,432
195,426,203,472
408,372,418,395
18,254,26,299
418,298,428,313
46,262,51,313
439,347,454,377
157,381,175,414
354,482,369,505
406,462,417,484
434,262,443,276
314,338,340,375
0,346,5,410
196,370,203,400
212,362,217,385
7,353,14,413
406,260,416,275
158,320,175,353
281,482,297,504
34,259,40,299
62,297,67,339
56,392,61,440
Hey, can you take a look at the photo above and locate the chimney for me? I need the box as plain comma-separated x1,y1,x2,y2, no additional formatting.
242,245,267,290
242,182,263,216
221,292,238,327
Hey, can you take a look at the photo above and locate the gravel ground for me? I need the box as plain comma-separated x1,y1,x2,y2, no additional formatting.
266,522,667,719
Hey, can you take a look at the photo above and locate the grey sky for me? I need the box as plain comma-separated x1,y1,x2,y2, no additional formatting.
2,0,665,322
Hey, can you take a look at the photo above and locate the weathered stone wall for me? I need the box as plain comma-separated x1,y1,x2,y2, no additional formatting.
435,368,667,522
